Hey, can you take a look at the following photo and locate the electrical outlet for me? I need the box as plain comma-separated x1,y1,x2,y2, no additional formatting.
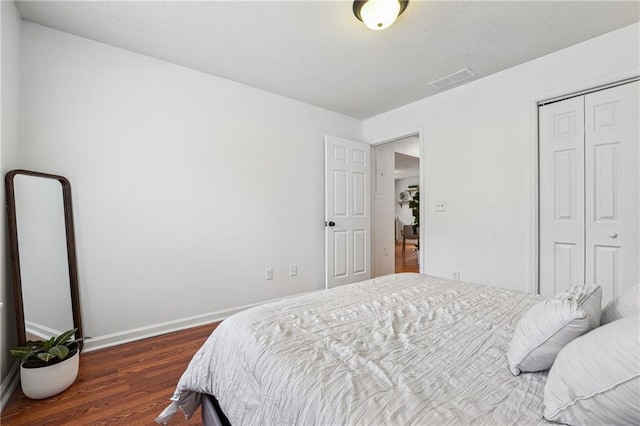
435,201,447,212
289,264,297,277
265,267,273,280
452,269,460,281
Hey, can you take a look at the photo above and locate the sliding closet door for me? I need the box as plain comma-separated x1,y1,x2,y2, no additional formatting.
584,81,639,303
539,96,586,296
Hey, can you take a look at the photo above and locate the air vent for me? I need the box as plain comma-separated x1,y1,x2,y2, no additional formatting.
429,68,477,90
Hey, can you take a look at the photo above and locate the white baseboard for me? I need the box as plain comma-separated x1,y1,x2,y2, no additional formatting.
25,321,62,340
0,362,19,412
82,289,322,353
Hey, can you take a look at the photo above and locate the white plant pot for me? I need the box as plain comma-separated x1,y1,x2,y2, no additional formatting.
20,349,79,399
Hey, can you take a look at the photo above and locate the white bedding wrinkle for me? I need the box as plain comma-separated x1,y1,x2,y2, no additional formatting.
159,273,550,425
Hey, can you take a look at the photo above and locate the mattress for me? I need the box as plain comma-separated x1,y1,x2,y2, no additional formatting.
160,273,550,425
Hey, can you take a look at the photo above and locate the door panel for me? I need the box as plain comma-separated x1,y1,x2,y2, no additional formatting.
325,135,371,289
353,172,366,216
333,170,347,216
553,242,579,294
353,229,366,274
585,81,639,305
539,96,585,296
593,245,619,303
553,149,577,220
333,230,348,278
593,142,618,221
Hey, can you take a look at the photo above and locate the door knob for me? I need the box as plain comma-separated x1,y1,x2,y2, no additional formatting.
608,232,618,238
325,221,336,227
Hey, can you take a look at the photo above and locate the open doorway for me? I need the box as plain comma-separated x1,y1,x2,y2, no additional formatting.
372,134,421,277
395,153,420,273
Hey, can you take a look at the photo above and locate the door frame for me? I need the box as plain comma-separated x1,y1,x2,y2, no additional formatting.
370,127,425,274
528,69,640,295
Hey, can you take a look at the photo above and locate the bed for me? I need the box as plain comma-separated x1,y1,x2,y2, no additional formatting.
157,273,552,425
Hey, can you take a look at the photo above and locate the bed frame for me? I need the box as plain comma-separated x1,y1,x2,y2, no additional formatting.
202,394,231,426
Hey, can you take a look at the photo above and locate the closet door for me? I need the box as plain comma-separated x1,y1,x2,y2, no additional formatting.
540,81,639,301
539,97,586,296
584,81,639,303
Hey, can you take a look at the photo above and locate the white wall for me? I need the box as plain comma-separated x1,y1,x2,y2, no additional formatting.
364,23,640,292
20,23,362,348
0,0,22,404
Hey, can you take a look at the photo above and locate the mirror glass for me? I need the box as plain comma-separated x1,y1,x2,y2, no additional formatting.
6,170,82,346
14,175,74,340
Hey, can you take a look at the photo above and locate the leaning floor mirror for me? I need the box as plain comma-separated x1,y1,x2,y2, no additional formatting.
5,170,83,347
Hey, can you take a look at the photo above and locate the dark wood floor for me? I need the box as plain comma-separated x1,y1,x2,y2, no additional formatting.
1,322,219,425
395,241,419,273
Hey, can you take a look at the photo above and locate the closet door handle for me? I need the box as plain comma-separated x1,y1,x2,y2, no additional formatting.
608,232,618,238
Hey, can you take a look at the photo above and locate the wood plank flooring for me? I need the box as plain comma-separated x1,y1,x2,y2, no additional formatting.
395,242,419,273
1,322,219,425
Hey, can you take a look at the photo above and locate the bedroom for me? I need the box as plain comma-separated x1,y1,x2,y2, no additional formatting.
0,0,639,423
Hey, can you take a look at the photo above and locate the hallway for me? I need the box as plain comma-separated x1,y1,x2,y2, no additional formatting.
395,242,419,273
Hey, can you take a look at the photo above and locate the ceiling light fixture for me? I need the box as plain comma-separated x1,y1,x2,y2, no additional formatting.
353,0,408,31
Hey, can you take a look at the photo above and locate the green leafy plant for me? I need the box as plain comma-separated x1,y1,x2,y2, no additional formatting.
409,191,419,235
11,329,81,365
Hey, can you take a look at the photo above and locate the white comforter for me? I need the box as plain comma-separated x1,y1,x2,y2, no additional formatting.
164,273,550,425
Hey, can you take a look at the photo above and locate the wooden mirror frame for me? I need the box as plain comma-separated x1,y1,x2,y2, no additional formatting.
5,169,83,346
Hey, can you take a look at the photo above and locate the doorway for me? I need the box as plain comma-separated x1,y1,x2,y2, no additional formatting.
372,134,421,277
395,153,420,273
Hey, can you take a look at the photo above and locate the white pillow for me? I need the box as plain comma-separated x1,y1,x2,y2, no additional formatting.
544,314,640,425
507,284,601,376
600,283,639,325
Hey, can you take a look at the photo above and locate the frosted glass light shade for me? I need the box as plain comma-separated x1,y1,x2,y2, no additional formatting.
361,0,400,30
354,0,407,31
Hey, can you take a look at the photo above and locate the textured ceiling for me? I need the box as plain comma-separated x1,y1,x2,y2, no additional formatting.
16,1,640,119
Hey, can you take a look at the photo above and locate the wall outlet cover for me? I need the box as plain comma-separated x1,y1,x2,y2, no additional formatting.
435,200,447,212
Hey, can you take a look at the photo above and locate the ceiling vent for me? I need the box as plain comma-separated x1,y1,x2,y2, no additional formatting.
428,68,477,90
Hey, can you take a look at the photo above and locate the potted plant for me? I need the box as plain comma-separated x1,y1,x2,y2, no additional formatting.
409,191,420,264
409,191,419,237
10,329,84,399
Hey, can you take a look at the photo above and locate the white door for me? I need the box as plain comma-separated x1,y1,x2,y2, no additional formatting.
539,81,639,303
584,81,639,303
325,135,371,289
539,96,586,296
